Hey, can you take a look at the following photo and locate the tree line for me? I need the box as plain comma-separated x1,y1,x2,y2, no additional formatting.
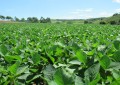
84,13,120,25
0,15,51,23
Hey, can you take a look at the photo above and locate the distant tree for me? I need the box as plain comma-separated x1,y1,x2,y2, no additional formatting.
84,20,89,24
113,13,118,16
0,15,5,20
32,17,39,23
27,17,39,23
66,21,72,24
56,21,61,24
27,17,32,22
110,20,116,25
40,17,46,23
100,21,106,25
118,20,120,25
15,17,20,22
46,17,51,23
6,16,13,21
21,18,25,22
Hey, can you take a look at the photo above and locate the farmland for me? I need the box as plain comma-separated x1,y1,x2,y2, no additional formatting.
0,23,120,85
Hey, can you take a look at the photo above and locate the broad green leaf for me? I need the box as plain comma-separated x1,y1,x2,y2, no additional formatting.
47,53,55,64
76,50,87,64
110,78,120,85
113,40,120,50
107,76,113,83
54,42,65,48
17,66,29,75
8,61,20,75
112,51,120,62
14,81,25,85
43,64,56,82
89,73,101,85
84,63,100,83
107,62,120,71
99,55,111,69
29,68,38,73
54,68,74,85
4,55,22,63
75,76,84,85
72,42,80,51
0,45,8,56
18,73,30,80
3,81,10,85
112,70,120,79
32,52,41,65
87,49,95,56
69,60,81,65
97,45,106,51
26,74,41,83
92,42,99,48
48,81,57,85
0,65,7,74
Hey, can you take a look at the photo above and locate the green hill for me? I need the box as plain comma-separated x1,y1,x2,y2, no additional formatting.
105,13,120,23
85,13,120,25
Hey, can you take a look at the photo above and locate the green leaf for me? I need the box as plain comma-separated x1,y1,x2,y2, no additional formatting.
112,70,120,79
48,81,57,85
32,52,41,65
47,53,55,64
29,68,38,73
3,81,10,85
0,65,8,74
112,51,120,62
43,64,56,82
87,49,95,56
107,76,113,83
110,78,120,85
54,68,74,85
107,62,120,71
99,55,111,69
84,63,100,83
26,74,41,83
4,55,22,63
17,66,29,75
89,73,101,85
72,42,80,51
54,42,65,48
0,45,8,56
76,50,87,64
113,40,120,50
75,76,84,85
8,61,20,75
55,47,63,56
69,60,81,65
18,73,30,80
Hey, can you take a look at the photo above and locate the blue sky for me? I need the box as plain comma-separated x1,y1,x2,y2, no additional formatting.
0,0,120,19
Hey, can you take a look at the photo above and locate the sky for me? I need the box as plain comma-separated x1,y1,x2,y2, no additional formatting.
0,0,120,19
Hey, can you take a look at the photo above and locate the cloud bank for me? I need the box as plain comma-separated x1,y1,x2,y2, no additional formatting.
113,0,120,3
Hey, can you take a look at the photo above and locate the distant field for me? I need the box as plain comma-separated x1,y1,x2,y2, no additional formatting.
0,20,11,23
0,20,22,23
0,23,120,85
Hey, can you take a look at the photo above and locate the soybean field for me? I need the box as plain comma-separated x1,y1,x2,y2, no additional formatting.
0,23,120,85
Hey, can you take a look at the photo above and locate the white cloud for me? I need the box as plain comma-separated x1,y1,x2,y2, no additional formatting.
113,0,120,3
52,15,93,19
52,8,93,19
99,12,112,17
63,8,93,19
115,8,120,12
71,8,93,14
52,9,115,19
